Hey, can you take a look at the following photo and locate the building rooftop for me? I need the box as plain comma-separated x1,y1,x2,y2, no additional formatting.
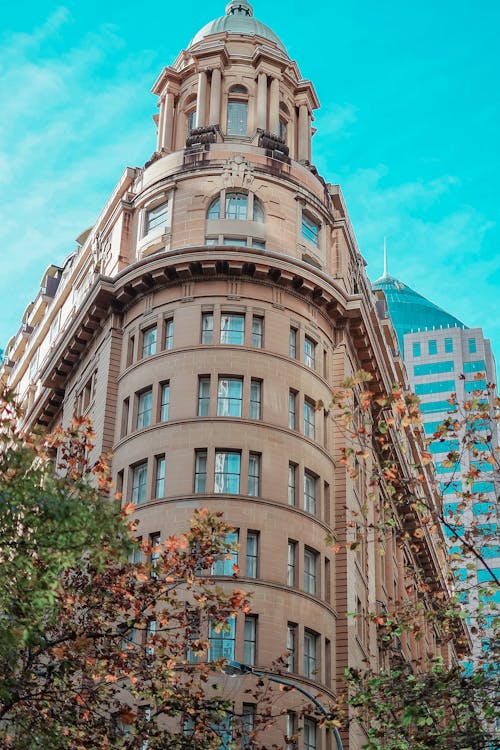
189,1,288,54
372,267,467,350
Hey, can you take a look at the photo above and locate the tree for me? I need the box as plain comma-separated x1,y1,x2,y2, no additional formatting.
326,371,499,750
0,386,273,749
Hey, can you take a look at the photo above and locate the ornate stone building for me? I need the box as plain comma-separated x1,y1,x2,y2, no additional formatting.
2,2,466,747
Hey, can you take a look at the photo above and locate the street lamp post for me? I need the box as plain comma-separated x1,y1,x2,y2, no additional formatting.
222,660,344,750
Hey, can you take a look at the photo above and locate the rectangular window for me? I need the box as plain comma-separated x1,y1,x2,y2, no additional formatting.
194,450,207,493
244,615,257,665
214,451,241,494
288,390,297,429
250,379,262,420
142,326,157,358
212,531,238,576
198,376,210,417
145,619,157,655
217,377,243,417
468,337,477,353
242,704,255,750
304,548,317,595
286,712,297,750
287,623,296,672
121,397,129,438
201,312,214,344
419,400,457,414
129,535,142,564
252,315,263,347
304,399,316,439
465,379,486,392
160,382,170,421
288,463,297,506
412,341,421,357
208,618,235,661
445,337,453,353
220,313,245,345
228,190,251,220
126,335,135,367
248,453,261,497
131,462,147,504
227,100,248,136
155,456,165,498
137,389,153,429
287,541,297,586
149,531,161,571
302,213,320,247
304,630,317,679
164,318,174,350
414,361,454,376
463,360,486,373
246,531,259,578
304,718,317,750
304,336,316,368
304,471,316,515
146,201,168,234
428,339,437,355
289,327,297,358
414,380,455,395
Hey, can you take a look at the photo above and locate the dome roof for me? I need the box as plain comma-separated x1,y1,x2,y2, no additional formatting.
372,272,467,350
189,1,288,54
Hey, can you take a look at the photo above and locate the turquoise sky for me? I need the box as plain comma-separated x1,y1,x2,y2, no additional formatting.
1,0,499,365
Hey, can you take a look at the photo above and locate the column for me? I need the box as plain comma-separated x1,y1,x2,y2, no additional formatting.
161,93,175,151
156,96,165,151
269,77,280,135
196,71,208,128
209,68,222,125
298,104,309,162
256,71,268,130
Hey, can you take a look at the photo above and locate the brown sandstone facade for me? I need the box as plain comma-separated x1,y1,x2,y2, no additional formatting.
2,3,466,747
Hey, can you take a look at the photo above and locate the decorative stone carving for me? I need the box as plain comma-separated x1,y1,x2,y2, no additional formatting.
222,155,255,188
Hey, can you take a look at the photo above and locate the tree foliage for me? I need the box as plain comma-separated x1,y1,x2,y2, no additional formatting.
327,371,499,750
0,387,270,749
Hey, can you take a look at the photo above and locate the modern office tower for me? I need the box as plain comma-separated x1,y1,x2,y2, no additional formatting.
373,266,499,672
2,2,465,747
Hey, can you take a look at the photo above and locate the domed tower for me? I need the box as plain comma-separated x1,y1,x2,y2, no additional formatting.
3,2,461,748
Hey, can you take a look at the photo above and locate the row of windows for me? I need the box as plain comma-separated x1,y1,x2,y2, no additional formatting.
414,360,454,376
133,530,330,603
412,337,478,357
127,311,325,376
415,380,455,396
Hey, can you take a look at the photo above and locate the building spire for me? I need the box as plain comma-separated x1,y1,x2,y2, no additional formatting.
383,236,388,278
225,1,253,16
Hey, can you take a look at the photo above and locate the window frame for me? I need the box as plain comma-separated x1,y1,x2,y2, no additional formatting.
248,452,261,497
304,336,316,369
155,455,166,499
201,312,214,344
246,531,259,578
250,378,262,420
214,450,241,495
145,201,169,235
301,212,320,248
243,614,257,665
304,470,317,515
131,462,148,504
217,377,243,417
198,376,211,417
304,398,316,439
160,382,170,421
142,326,157,358
194,450,207,494
303,630,318,680
304,547,318,595
136,388,153,430
220,313,245,345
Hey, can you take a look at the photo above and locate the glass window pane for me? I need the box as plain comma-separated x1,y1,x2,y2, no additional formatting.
155,456,165,498
160,383,170,421
304,631,317,680
132,463,148,504
248,453,260,497
289,327,297,358
252,316,263,347
137,390,152,429
214,451,241,494
212,531,238,576
194,450,207,493
304,337,315,368
304,400,315,439
243,616,256,664
165,319,174,350
225,192,248,220
207,197,220,219
201,312,214,344
253,199,265,222
227,101,248,135
208,617,235,661
250,379,262,420
198,377,211,417
220,314,245,345
246,532,258,578
304,471,316,515
217,378,243,417
146,202,168,233
142,327,157,357
304,549,317,594
302,214,319,246
288,390,296,429
288,464,296,506
412,341,421,357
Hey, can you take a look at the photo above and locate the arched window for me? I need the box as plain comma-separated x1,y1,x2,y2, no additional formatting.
252,198,264,223
227,85,248,136
207,196,221,219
